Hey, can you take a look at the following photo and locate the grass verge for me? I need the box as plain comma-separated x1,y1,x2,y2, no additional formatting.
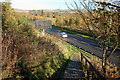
52,25,120,48
52,25,95,40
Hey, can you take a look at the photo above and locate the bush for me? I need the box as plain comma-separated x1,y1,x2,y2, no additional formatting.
2,1,73,79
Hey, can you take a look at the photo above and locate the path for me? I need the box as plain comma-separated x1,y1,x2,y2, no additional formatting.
62,53,85,80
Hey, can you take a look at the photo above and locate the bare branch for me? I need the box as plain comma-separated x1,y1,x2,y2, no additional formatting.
106,40,118,59
65,2,74,11
73,0,79,9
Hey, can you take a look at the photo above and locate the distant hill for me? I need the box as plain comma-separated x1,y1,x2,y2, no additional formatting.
14,8,29,13
13,8,86,14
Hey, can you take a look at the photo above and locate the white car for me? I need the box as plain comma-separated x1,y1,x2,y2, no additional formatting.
60,32,68,38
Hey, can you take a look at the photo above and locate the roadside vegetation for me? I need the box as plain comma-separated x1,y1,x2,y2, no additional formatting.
1,1,80,79
27,0,120,78
1,0,120,79
28,4,120,48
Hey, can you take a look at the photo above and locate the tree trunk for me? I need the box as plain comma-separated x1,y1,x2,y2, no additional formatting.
102,46,107,77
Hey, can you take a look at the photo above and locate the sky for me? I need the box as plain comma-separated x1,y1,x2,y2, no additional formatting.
8,0,118,10
11,0,73,10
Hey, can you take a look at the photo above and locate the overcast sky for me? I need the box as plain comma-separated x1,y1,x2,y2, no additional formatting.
11,0,73,10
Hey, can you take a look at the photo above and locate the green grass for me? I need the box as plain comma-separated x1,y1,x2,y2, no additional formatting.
52,25,95,40
46,31,102,62
52,25,120,48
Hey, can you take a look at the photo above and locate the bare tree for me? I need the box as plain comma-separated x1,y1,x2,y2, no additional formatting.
66,0,120,76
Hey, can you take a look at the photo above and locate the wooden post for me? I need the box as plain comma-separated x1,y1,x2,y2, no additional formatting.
81,53,83,62
102,46,107,77
87,63,90,80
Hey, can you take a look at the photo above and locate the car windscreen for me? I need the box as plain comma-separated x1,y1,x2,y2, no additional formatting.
60,32,66,35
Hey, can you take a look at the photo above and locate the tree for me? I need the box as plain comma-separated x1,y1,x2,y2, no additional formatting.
66,0,120,76
41,10,44,16
2,1,37,78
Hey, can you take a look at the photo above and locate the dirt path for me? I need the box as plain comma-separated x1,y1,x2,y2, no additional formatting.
62,53,85,80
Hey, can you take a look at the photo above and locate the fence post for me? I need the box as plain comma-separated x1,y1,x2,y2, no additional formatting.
86,62,90,80
80,53,83,62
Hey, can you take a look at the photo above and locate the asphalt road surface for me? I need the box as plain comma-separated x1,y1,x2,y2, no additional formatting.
45,28,120,66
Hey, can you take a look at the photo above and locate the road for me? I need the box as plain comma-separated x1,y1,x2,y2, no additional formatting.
45,28,120,66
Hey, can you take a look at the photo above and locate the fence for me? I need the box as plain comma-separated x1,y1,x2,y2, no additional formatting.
79,53,106,80
67,42,119,79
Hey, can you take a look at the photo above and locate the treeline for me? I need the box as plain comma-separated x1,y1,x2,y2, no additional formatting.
27,9,93,34
18,3,120,48
27,5,120,42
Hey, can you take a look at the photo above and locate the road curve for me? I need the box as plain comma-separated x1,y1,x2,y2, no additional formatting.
45,28,120,66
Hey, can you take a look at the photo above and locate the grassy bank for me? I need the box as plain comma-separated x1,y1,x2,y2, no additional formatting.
2,27,81,80
2,2,80,79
